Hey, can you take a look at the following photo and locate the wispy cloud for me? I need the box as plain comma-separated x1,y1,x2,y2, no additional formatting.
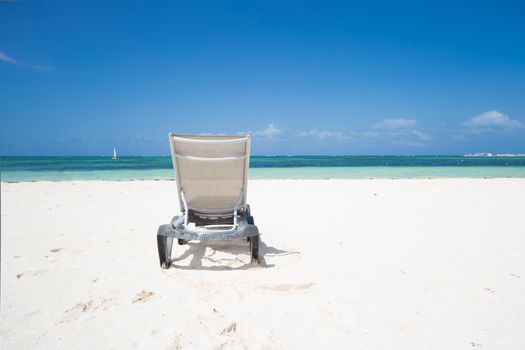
373,118,417,129
252,123,282,139
295,118,431,146
462,110,523,132
366,118,431,146
0,51,19,65
242,118,431,147
297,129,350,140
133,133,150,144
0,50,52,72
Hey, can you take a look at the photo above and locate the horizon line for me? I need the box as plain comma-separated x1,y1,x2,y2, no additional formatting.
2,154,525,158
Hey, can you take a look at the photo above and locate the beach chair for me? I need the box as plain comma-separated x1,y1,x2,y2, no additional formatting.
156,134,260,268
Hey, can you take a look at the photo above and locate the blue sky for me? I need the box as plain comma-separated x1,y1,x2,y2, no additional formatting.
1,0,524,156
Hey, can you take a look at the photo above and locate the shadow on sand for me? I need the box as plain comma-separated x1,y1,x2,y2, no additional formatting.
168,237,299,271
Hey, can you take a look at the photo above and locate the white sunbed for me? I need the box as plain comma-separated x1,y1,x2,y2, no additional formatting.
156,133,260,268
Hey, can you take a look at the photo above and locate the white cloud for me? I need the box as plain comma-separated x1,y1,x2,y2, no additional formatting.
406,129,432,142
0,51,19,65
297,129,350,140
369,118,431,145
361,130,381,139
135,133,150,141
463,110,523,131
253,123,282,139
0,50,51,71
132,133,151,145
373,118,417,129
295,118,431,146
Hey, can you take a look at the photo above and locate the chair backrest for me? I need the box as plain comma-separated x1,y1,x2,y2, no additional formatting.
168,133,251,215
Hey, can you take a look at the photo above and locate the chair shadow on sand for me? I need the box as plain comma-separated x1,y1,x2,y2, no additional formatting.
168,236,299,271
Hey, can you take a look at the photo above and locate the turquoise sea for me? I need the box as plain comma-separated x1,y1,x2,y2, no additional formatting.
1,156,525,182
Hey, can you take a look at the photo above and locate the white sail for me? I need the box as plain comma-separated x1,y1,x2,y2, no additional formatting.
112,146,117,159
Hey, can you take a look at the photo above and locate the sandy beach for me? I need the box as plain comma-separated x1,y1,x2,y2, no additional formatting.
1,179,524,349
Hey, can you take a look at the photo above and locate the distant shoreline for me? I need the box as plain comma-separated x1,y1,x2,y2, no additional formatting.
2,156,524,181
4,177,525,184
3,154,525,158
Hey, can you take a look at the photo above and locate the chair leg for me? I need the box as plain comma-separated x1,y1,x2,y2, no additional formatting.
247,214,257,259
157,234,174,269
250,235,259,263
247,215,254,243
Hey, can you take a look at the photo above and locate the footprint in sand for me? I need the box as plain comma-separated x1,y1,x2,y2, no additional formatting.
164,332,191,350
131,290,155,304
218,338,244,350
60,298,114,323
15,269,48,279
258,282,315,292
220,322,237,336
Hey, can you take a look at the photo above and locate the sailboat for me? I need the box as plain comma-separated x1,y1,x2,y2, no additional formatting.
112,146,118,160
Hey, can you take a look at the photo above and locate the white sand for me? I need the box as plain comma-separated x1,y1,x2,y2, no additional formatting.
1,179,525,349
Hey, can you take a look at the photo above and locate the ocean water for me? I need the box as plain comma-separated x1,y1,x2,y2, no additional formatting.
1,156,525,181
